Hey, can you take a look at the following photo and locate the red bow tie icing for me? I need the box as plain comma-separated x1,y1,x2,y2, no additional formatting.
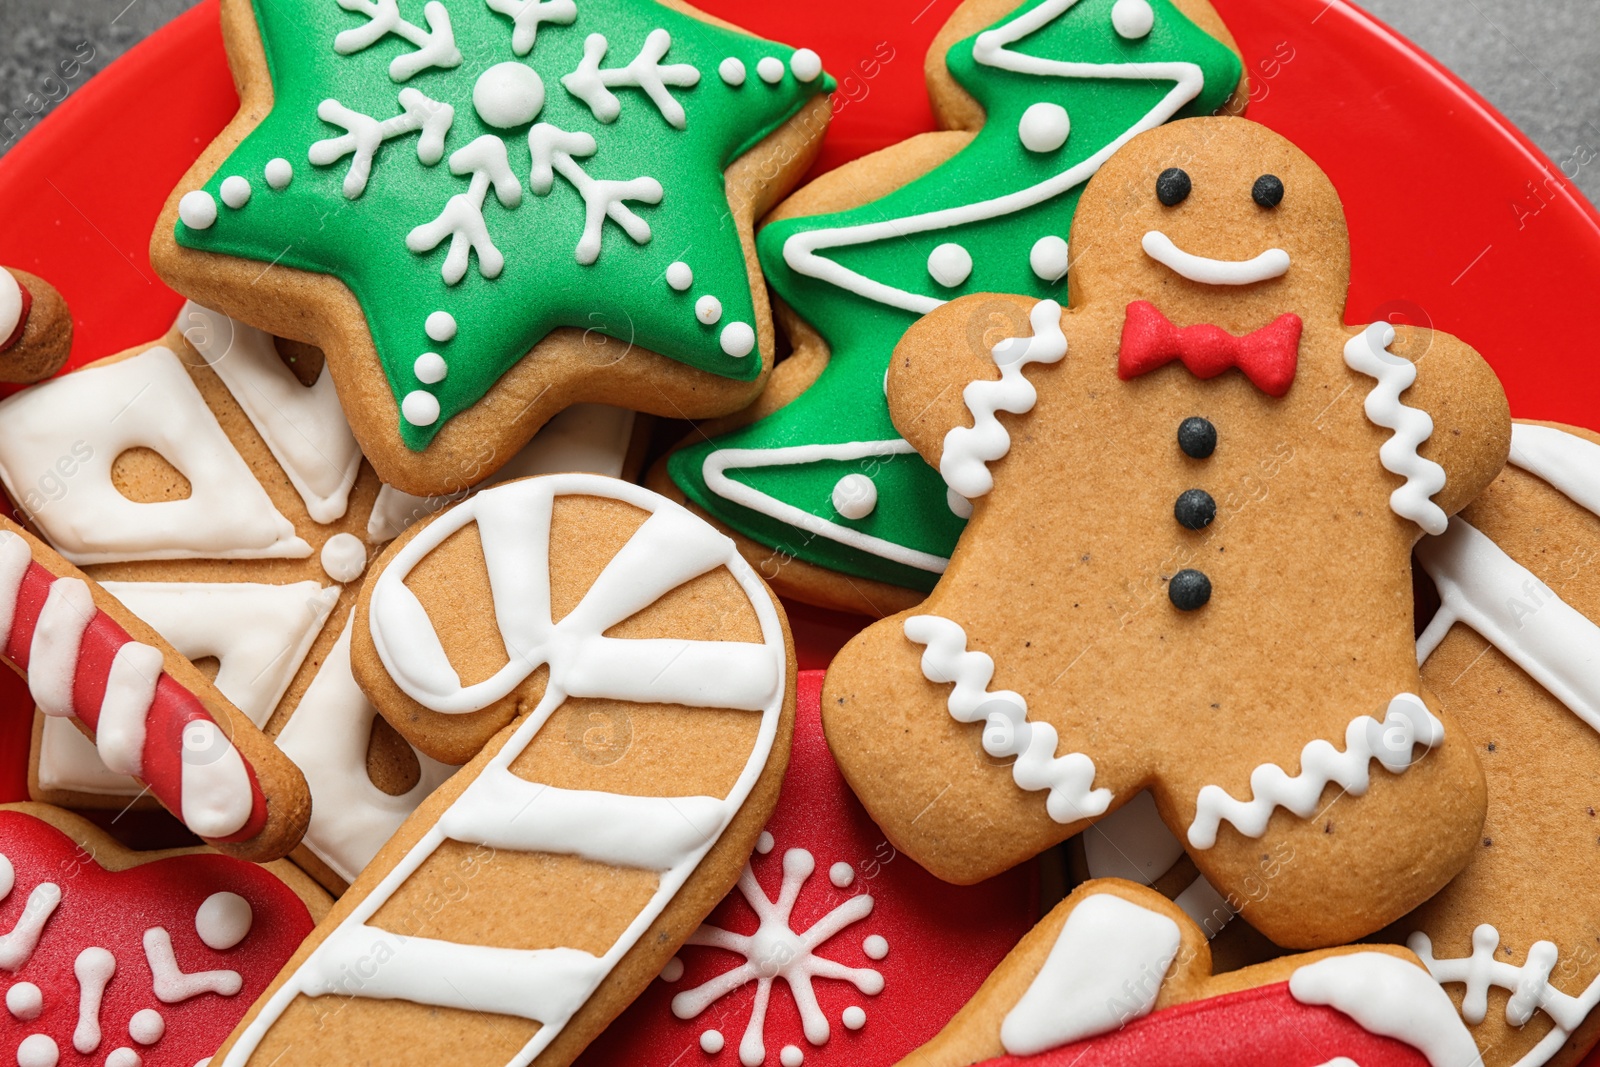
1118,300,1302,397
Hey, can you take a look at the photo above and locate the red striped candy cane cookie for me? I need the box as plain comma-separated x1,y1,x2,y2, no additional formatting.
0,519,309,859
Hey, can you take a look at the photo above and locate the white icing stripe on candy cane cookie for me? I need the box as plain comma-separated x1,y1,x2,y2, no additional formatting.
1409,926,1597,1067
96,643,164,776
0,346,310,564
783,0,1208,316
940,299,1067,500
1186,694,1443,849
275,619,455,883
1416,517,1600,730
1342,323,1449,535
179,303,363,525
177,721,255,840
1000,893,1180,1056
0,530,30,638
1290,952,1484,1067
223,475,787,1067
1508,422,1600,516
700,440,949,574
29,577,97,718
0,269,22,342
904,613,1110,823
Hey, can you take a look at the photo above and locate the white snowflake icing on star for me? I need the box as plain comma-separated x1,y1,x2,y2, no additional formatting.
309,88,454,198
670,846,885,1067
333,0,462,81
485,0,576,56
528,121,662,265
562,28,701,129
407,134,524,283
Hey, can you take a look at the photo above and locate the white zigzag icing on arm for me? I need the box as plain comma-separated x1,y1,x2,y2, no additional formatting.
1186,694,1444,849
1342,323,1449,535
1409,925,1600,1067
904,613,1110,823
939,299,1066,500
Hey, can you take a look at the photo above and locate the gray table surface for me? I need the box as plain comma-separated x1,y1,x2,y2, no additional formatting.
2,0,1597,207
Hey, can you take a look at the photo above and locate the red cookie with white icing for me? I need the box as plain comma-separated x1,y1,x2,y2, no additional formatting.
823,116,1511,948
0,302,637,890
898,879,1479,1067
1387,420,1600,1067
0,520,308,860
213,473,796,1066
574,670,1041,1067
0,803,329,1067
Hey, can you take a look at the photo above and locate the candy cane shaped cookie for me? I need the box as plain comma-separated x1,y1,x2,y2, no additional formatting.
0,519,310,859
0,267,72,384
215,474,795,1067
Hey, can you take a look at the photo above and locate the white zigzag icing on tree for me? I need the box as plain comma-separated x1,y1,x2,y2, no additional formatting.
309,88,454,199
333,0,462,81
671,846,884,1066
562,29,701,129
408,134,523,283
528,122,662,264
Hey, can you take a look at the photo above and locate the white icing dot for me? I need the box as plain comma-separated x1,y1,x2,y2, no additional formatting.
695,295,723,325
756,831,775,854
402,390,440,427
178,191,217,230
841,1005,866,1031
129,1009,165,1045
666,261,694,290
425,311,457,342
720,321,756,358
700,1030,725,1054
790,49,822,82
863,934,889,960
1030,235,1070,283
264,158,293,190
718,57,747,86
947,487,974,519
414,352,449,384
473,61,545,128
15,1034,56,1067
195,891,253,950
321,533,368,584
6,982,42,1021
1018,102,1070,153
757,56,784,84
829,861,855,888
831,474,877,521
219,176,252,210
927,242,973,288
106,1050,142,1067
781,1046,803,1067
660,956,685,982
1112,0,1155,38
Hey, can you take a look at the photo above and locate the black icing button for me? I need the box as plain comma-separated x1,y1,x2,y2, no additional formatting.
1169,569,1212,611
1174,489,1216,530
1156,167,1192,206
1252,173,1285,208
1178,416,1217,459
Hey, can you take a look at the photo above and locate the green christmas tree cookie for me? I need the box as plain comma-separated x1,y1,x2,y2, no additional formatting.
155,0,831,494
669,0,1241,609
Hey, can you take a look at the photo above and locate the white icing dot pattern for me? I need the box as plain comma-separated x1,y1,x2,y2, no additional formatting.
264,158,293,190
829,861,855,888
926,243,973,288
425,310,457,342
695,295,723,325
789,49,822,82
178,192,217,230
660,956,684,983
16,1034,57,1067
718,57,746,86
402,390,441,427
6,981,42,1020
106,1050,142,1067
1030,235,1070,283
666,261,693,291
321,533,369,584
473,61,545,128
1112,0,1155,38
841,1006,866,1031
1018,102,1070,153
196,891,253,951
700,1030,725,1054
414,352,449,385
756,831,775,854
720,321,756,359
756,56,784,84
862,934,888,960
219,176,252,210
129,1008,164,1045
831,475,877,521
780,1046,804,1067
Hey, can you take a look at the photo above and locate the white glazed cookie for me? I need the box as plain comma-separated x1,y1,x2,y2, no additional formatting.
209,473,796,1067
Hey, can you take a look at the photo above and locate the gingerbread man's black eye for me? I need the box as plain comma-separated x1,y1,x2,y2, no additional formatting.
1156,168,1191,206
1252,174,1285,208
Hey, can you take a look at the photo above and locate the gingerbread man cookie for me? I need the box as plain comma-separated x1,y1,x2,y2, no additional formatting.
151,0,832,496
0,803,329,1067
900,879,1480,1067
212,473,796,1066
1391,421,1600,1067
0,267,71,384
823,116,1511,947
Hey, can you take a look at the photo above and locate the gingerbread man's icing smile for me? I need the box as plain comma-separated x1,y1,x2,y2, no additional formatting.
823,117,1511,949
